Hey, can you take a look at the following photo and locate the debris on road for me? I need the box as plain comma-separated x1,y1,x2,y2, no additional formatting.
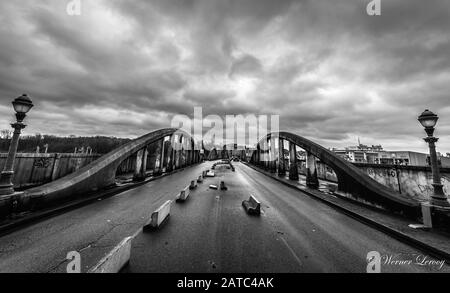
408,224,431,230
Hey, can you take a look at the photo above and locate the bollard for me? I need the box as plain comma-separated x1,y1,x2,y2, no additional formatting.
421,203,433,228
220,181,228,191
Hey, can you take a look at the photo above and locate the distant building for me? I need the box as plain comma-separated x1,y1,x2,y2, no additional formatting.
332,144,383,164
332,143,450,167
376,151,427,166
438,154,450,167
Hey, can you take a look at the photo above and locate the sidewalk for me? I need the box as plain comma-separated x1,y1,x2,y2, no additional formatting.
244,162,450,262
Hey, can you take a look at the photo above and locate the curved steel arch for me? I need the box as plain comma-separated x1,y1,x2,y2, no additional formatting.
258,132,421,217
23,128,194,207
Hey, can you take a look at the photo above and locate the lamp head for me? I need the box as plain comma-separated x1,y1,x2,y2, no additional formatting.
12,94,33,122
418,109,438,137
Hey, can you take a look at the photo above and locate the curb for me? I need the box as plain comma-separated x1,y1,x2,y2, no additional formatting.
243,162,450,263
0,163,203,237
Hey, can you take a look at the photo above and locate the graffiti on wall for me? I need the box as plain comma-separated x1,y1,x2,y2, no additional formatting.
417,184,434,194
33,157,52,169
367,168,397,178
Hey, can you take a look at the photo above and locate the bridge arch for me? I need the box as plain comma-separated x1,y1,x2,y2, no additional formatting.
21,128,200,209
252,132,421,217
207,148,218,161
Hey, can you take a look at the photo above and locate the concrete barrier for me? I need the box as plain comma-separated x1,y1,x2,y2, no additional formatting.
242,194,261,215
209,185,218,190
189,180,198,190
88,236,133,273
144,200,172,230
177,186,190,202
206,171,215,177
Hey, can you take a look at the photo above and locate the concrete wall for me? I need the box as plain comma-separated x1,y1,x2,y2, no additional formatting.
354,163,450,202
299,160,450,202
0,153,101,189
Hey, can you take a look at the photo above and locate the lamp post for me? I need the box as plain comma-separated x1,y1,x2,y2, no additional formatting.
418,109,450,208
0,94,34,196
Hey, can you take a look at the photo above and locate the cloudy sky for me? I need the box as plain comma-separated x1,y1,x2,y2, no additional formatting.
0,0,449,153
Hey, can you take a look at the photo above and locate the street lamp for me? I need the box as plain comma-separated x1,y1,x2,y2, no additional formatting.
0,94,33,196
418,109,450,208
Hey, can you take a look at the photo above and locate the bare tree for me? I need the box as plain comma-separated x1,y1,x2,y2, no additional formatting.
0,129,12,139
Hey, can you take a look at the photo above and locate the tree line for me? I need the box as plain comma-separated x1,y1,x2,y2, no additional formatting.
0,131,130,154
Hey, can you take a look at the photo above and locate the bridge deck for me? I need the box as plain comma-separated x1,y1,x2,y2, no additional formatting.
0,162,448,273
125,163,449,273
0,163,213,273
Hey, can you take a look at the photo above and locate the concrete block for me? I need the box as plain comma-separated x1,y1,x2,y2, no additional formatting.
189,180,197,190
209,185,218,190
144,200,172,231
177,186,190,202
242,194,261,215
206,171,215,177
88,236,132,273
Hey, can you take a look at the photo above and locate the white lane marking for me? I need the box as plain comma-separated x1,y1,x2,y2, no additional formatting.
279,236,303,268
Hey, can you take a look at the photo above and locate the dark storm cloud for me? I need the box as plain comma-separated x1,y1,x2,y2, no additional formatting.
0,0,449,152
229,54,263,78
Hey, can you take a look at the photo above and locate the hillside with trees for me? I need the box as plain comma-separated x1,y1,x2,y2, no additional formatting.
0,131,130,154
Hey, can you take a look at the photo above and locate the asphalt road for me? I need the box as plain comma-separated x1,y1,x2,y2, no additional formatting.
0,162,214,273
0,161,448,273
126,162,450,273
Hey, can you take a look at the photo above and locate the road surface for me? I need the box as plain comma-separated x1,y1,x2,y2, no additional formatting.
126,162,449,273
0,162,214,273
0,161,448,273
